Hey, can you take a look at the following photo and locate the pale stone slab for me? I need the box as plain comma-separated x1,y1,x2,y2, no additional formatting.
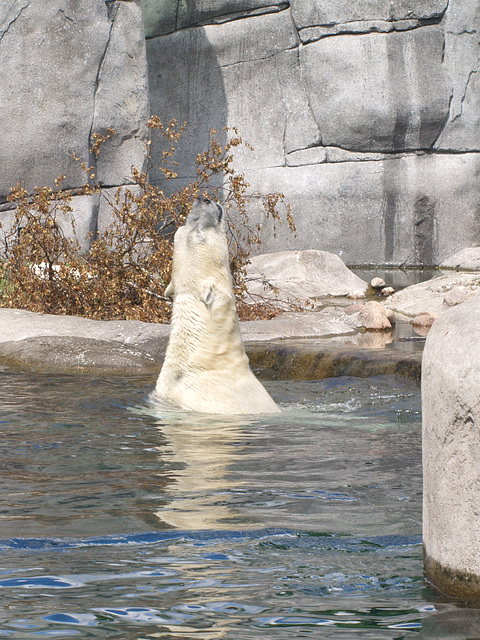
440,247,480,271
290,0,447,30
241,309,359,341
0,308,169,347
300,27,451,152
384,272,480,316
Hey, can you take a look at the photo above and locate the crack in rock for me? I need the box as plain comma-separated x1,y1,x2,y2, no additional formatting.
432,92,454,147
147,2,290,38
452,68,479,123
88,3,119,177
0,1,29,43
299,16,444,44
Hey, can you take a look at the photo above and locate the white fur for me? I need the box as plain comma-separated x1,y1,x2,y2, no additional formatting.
151,197,280,414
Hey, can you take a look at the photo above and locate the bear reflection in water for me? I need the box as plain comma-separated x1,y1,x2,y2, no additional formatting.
154,413,251,530
151,195,280,415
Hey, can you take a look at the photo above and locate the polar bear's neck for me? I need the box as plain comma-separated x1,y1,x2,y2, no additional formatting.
163,291,248,376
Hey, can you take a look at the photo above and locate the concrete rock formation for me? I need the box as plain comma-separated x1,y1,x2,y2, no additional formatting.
422,294,480,598
143,0,480,266
0,0,149,245
2,1,480,266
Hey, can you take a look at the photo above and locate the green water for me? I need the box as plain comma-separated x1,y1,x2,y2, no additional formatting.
0,369,477,638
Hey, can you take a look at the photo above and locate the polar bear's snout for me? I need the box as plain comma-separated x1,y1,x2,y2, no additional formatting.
186,195,225,233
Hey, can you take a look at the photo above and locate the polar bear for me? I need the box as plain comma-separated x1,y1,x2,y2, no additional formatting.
151,195,280,414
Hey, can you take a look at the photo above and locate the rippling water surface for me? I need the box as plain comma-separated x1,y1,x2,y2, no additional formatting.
0,368,477,638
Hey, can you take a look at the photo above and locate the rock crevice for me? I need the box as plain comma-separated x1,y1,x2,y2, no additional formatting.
0,1,29,42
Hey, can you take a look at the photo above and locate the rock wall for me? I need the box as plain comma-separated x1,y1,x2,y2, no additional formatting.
1,1,479,265
0,0,149,245
143,0,480,266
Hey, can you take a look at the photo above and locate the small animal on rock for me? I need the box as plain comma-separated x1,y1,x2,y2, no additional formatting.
151,196,280,414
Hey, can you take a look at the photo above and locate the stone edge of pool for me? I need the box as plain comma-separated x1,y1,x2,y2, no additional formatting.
0,308,421,380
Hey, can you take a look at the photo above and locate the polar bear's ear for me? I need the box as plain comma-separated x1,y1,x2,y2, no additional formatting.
165,281,174,297
202,284,215,307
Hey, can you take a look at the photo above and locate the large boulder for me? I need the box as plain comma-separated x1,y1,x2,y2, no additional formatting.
245,250,368,304
357,301,395,330
422,293,480,597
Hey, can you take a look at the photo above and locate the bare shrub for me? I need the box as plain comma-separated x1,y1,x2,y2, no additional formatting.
0,119,296,322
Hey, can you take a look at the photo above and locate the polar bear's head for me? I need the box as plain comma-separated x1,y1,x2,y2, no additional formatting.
184,194,226,234
165,196,231,303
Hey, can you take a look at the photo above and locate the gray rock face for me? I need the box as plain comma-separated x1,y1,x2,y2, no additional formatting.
290,0,448,30
243,154,480,265
142,0,288,37
0,0,149,245
301,27,450,152
145,0,480,266
422,293,480,597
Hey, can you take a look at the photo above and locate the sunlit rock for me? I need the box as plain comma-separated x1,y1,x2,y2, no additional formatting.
358,301,393,330
384,273,480,317
440,247,480,271
444,286,467,306
245,250,368,305
371,277,386,289
423,293,480,597
0,1,149,199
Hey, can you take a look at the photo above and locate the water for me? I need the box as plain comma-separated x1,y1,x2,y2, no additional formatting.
0,368,477,638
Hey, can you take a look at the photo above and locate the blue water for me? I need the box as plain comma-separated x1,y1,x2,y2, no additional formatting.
0,369,477,638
